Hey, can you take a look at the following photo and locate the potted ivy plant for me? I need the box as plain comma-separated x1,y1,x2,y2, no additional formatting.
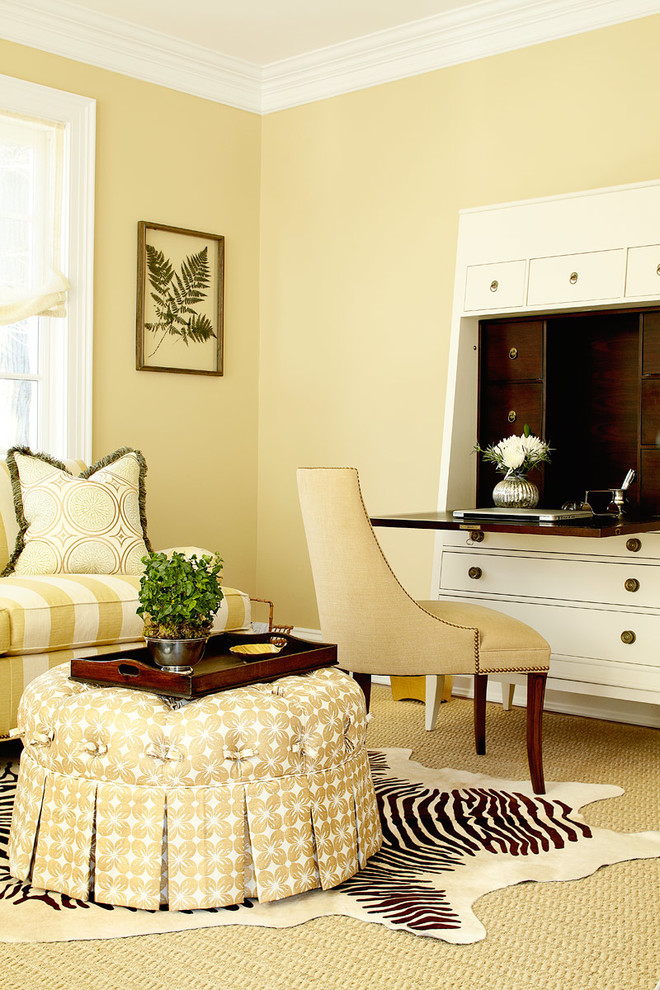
137,549,224,671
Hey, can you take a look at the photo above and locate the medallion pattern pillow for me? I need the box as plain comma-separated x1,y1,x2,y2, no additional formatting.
3,447,152,575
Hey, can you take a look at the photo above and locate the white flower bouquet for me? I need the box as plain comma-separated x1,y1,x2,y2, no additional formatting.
476,425,551,477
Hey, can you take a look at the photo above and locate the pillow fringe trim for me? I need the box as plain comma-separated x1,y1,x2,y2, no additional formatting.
81,446,152,557
3,447,70,576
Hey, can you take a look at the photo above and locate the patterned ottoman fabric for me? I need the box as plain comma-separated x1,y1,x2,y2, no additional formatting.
8,664,383,910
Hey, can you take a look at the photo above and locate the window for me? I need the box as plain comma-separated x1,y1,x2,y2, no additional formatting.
0,75,95,462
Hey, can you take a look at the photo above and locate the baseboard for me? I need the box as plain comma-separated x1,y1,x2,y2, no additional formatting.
449,675,660,728
292,626,324,643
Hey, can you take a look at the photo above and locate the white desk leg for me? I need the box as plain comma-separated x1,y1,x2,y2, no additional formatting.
502,682,515,710
425,675,445,730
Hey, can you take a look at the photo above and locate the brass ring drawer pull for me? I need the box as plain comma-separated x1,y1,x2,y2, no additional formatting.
508,347,518,360
490,280,499,292
468,566,482,580
621,630,636,645
626,538,642,553
656,263,660,276
624,578,640,593
507,410,517,423
569,271,579,284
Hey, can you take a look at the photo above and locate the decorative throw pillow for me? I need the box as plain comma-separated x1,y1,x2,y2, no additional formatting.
3,446,152,576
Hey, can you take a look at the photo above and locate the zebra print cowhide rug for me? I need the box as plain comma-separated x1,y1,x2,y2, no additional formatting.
0,749,658,944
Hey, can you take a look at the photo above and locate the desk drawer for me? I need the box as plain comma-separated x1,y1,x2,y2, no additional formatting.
438,529,660,558
527,250,625,307
465,261,526,311
437,593,660,675
439,550,660,609
625,244,660,298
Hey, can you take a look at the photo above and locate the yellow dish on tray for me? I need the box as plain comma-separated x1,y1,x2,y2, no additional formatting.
229,643,282,658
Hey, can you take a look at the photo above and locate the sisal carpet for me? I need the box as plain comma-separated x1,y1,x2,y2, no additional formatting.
0,686,658,989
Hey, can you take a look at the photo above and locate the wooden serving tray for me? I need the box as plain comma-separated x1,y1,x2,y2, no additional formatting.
69,631,337,699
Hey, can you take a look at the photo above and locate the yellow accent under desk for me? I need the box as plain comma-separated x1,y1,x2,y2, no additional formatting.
391,675,453,704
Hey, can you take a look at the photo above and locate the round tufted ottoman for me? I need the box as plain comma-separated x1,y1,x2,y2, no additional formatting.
9,664,383,911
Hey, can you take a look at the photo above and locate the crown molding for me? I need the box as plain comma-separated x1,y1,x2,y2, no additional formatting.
261,0,660,111
1,0,659,114
0,0,263,113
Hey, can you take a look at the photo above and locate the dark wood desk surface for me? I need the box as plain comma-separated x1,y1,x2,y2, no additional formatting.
369,510,660,539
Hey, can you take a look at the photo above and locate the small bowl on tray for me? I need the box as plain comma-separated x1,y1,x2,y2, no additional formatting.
229,636,288,661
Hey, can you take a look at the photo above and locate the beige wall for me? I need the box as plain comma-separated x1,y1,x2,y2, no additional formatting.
258,14,660,629
3,15,660,628
0,41,262,594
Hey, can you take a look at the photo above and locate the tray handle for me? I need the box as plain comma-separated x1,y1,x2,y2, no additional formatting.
117,663,140,678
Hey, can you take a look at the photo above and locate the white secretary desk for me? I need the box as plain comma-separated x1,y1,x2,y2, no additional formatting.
433,179,660,728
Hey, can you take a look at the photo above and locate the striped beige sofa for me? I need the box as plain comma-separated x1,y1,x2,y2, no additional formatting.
0,458,251,739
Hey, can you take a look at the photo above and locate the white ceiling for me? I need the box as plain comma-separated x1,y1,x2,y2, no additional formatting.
2,0,660,112
52,0,483,65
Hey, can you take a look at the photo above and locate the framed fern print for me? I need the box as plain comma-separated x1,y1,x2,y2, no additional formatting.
136,221,224,376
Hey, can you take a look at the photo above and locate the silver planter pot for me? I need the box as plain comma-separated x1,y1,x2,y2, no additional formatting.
492,474,539,508
145,637,208,674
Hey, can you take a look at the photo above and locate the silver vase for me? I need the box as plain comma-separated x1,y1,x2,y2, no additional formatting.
492,474,539,508
145,637,207,674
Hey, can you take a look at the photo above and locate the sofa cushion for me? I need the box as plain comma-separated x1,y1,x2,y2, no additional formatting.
4,447,151,576
0,576,251,656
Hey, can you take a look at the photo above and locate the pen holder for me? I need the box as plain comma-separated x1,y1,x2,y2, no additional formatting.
584,489,627,517
607,488,628,517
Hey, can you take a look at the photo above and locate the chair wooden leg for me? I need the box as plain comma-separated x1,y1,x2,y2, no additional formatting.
353,672,372,711
424,675,445,731
474,674,488,755
526,672,547,794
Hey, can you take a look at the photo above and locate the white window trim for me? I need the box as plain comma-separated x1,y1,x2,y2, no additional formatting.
0,73,95,462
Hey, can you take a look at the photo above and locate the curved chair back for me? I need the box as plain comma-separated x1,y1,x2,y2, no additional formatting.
297,467,475,675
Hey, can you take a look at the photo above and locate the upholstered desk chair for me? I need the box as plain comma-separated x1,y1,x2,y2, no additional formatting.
297,467,551,793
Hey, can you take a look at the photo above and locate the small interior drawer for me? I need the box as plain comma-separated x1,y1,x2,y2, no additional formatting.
640,448,660,513
464,261,526,311
642,311,660,374
481,321,543,381
641,379,660,446
527,249,625,307
625,244,660,298
478,382,543,443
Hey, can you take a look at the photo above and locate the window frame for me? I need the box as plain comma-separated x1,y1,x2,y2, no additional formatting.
0,74,96,462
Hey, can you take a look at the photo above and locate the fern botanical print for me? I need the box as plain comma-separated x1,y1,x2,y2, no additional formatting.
137,221,224,376
144,243,216,357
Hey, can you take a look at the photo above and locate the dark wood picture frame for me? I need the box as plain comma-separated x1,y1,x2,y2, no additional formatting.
136,221,224,376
